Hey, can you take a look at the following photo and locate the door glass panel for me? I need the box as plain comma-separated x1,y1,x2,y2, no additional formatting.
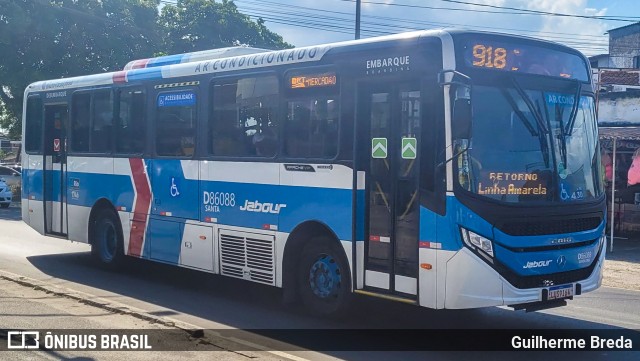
364,84,421,289
395,90,420,278
368,92,392,272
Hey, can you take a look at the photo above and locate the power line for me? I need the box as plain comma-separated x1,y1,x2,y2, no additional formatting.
437,0,640,22
237,4,611,46
234,0,619,48
335,0,639,22
235,0,608,41
162,0,636,54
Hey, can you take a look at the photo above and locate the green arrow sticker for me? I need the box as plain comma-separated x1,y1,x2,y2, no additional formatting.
401,138,417,159
372,138,388,159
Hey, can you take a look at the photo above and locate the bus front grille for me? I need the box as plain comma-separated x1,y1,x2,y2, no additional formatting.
497,217,601,236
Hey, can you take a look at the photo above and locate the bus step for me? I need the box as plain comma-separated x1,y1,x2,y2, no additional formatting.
354,289,417,305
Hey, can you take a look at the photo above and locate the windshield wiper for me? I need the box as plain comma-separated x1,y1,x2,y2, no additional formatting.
553,103,569,166
507,77,551,168
564,81,582,136
501,89,538,137
553,81,582,165
511,77,549,134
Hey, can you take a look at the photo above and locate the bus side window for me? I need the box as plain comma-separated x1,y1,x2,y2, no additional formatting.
116,89,145,154
25,96,43,154
91,90,113,153
210,76,279,157
71,93,91,152
285,98,338,159
155,90,197,157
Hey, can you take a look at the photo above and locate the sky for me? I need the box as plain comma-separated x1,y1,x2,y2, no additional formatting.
230,0,640,57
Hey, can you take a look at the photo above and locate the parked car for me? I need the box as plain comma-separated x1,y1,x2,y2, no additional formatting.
0,165,21,199
0,178,12,208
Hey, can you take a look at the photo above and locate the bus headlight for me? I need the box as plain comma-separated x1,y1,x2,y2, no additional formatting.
460,228,494,258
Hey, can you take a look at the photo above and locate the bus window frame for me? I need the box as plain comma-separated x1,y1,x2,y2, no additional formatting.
281,66,341,162
68,87,115,156
207,71,281,162
153,87,199,159
114,85,147,158
25,94,44,155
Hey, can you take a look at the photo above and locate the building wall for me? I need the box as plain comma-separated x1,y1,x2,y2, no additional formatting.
609,23,640,69
590,56,610,68
598,91,640,125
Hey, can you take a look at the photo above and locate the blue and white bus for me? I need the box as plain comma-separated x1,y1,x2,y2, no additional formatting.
21,30,605,315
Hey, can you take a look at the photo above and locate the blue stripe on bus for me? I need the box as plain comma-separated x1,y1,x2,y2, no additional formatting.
23,169,355,241
147,54,187,68
67,172,135,210
22,168,44,201
127,67,163,82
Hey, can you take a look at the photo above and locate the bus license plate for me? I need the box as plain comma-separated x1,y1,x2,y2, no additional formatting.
547,284,573,300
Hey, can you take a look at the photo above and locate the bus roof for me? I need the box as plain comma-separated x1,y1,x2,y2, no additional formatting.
24,29,584,94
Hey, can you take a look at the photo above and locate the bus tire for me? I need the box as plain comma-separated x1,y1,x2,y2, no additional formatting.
91,209,124,268
298,238,352,317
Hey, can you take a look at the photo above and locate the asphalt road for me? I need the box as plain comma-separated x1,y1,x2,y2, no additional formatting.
0,205,639,360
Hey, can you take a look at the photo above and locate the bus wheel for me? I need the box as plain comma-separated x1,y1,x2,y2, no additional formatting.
298,239,352,317
91,209,123,268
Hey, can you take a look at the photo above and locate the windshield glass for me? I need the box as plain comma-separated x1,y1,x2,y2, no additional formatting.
455,84,602,203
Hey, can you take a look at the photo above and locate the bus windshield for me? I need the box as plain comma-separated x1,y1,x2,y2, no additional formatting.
455,83,602,203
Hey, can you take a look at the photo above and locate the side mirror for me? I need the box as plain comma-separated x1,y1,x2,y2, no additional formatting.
452,85,472,140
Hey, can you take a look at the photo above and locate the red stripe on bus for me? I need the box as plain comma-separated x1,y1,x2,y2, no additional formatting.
128,158,151,257
131,59,150,69
113,71,127,84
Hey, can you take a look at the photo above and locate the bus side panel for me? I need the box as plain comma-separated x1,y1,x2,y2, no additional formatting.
24,154,45,235
201,161,281,283
200,161,281,229
418,206,438,308
113,158,137,255
279,163,355,267
65,156,137,245
279,164,354,238
149,159,199,220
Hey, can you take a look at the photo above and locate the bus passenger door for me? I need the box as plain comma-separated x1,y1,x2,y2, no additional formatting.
43,104,68,236
360,82,421,298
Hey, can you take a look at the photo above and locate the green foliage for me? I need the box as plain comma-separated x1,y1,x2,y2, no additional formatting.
0,0,292,137
159,0,291,54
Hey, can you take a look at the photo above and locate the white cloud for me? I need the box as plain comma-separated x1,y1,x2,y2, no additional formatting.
237,0,613,56
525,0,609,55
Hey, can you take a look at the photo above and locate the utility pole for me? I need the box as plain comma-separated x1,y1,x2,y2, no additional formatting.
355,0,361,39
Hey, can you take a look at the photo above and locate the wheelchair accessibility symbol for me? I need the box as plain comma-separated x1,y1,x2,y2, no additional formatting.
170,177,180,197
560,183,570,201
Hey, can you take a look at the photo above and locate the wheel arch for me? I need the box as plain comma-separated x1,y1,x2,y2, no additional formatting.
88,198,120,246
282,220,350,302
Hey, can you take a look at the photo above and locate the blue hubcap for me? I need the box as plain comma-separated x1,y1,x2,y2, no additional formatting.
309,254,341,299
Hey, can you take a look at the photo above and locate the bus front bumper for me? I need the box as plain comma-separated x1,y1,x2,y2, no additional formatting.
442,243,605,309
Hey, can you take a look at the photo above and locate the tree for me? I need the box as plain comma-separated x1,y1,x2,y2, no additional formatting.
0,0,162,136
0,0,292,137
159,0,292,55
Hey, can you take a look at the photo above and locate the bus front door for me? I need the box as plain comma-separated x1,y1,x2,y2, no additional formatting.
361,82,421,298
43,104,68,236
